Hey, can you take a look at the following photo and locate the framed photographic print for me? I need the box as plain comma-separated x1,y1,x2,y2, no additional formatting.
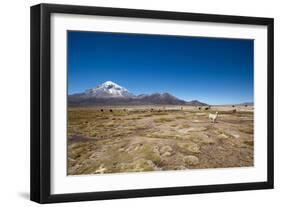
30,3,274,203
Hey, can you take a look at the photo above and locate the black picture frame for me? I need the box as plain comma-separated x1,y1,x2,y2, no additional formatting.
30,3,274,204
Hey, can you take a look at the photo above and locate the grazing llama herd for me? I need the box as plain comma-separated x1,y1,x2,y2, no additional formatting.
100,106,221,123
98,104,249,124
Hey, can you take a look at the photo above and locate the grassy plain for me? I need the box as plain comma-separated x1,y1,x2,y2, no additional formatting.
67,105,254,175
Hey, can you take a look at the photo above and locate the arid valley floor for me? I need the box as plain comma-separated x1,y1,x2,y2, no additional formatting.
67,106,254,175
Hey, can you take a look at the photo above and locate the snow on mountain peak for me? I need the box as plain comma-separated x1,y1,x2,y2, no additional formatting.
85,81,133,98
102,81,121,87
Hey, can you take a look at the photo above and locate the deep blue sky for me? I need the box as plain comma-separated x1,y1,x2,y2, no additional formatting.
67,31,253,105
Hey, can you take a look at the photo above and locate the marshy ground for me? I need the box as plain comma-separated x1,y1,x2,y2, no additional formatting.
67,105,254,175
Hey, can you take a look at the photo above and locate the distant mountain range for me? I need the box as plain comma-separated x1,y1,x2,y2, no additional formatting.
68,81,207,107
213,102,254,106
238,102,254,106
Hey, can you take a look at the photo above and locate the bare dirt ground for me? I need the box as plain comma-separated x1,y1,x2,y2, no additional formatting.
67,105,254,175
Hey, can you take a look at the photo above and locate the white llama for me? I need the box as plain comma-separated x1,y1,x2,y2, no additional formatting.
209,111,218,123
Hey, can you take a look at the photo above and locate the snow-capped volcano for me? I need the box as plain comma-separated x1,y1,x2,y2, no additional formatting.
84,81,134,98
68,81,207,106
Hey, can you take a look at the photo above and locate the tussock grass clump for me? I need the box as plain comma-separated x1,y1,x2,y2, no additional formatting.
154,117,174,123
177,142,201,153
141,113,154,117
145,131,181,140
243,140,254,146
135,144,162,165
177,123,190,129
239,126,253,134
187,132,215,145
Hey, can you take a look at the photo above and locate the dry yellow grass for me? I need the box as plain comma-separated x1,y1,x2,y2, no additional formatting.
67,105,254,175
